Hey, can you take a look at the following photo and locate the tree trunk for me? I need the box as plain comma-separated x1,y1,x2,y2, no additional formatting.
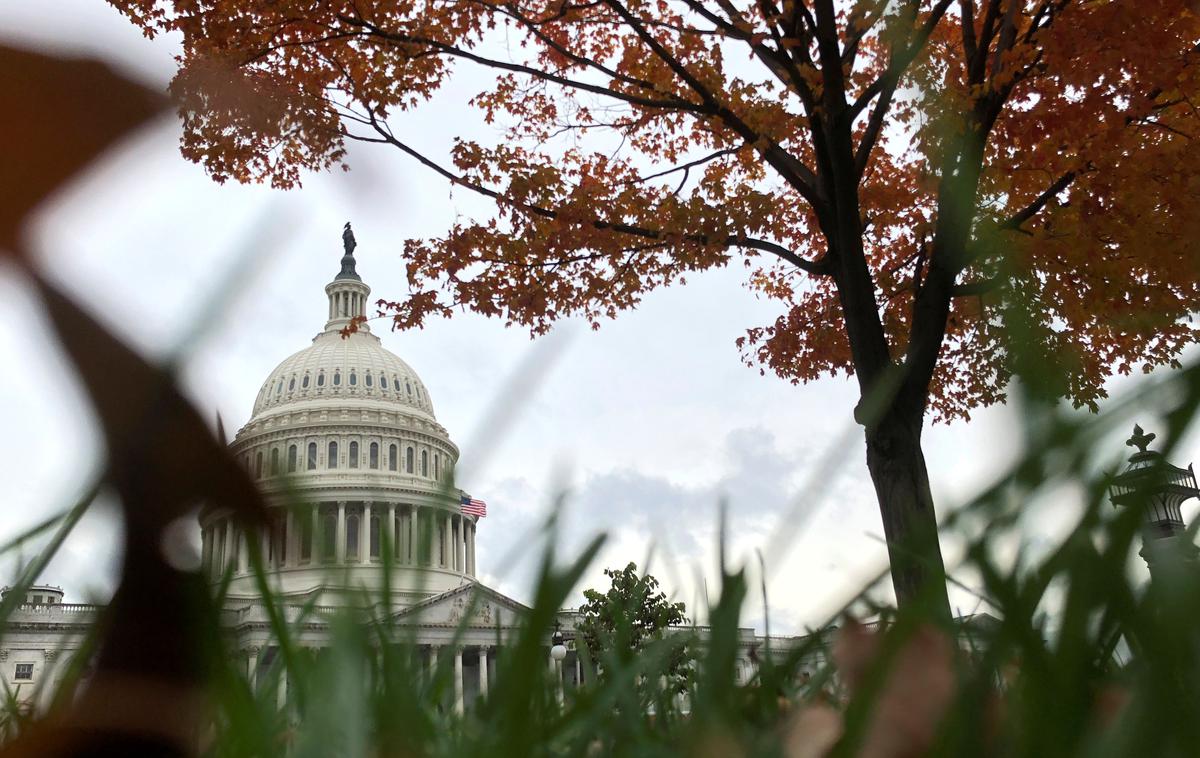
863,410,951,620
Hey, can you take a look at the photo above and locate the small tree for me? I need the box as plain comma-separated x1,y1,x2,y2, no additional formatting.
576,563,690,686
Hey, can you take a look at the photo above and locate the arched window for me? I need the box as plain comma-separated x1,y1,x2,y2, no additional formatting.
307,442,317,470
276,378,284,396
317,371,325,387
328,441,338,469
321,512,336,561
346,513,360,558
302,374,310,389
287,444,297,473
381,375,388,390
406,381,412,396
388,444,398,471
369,442,379,469
365,373,373,387
394,375,401,391
270,447,280,475
369,511,381,559
288,376,295,392
416,385,422,400
434,454,440,480
349,441,359,469
421,450,429,477
255,451,263,478
405,447,414,474
349,371,357,386
333,371,341,386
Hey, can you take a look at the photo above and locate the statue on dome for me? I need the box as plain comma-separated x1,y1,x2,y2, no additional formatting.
342,221,357,255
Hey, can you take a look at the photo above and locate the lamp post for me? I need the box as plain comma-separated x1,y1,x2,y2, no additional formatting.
550,622,567,704
1109,425,1200,572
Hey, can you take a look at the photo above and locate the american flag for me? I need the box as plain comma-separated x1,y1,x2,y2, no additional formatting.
460,494,487,518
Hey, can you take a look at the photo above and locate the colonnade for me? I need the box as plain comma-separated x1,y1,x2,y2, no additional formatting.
246,642,579,715
202,503,477,577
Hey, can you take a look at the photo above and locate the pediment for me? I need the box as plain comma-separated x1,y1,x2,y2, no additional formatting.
393,582,529,628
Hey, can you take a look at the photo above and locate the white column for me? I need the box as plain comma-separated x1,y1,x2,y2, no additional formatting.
410,506,419,565
284,509,295,568
478,646,489,699
223,519,235,572
574,654,582,689
311,503,320,563
360,502,370,564
457,517,466,573
428,645,440,682
443,513,452,567
246,648,258,691
277,669,288,710
463,520,472,573
238,532,249,574
454,648,465,714
386,503,396,562
336,501,347,563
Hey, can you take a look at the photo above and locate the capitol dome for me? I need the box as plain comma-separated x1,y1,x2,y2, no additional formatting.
250,331,436,421
200,225,477,606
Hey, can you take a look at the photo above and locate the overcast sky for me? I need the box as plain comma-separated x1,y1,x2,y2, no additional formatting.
1,3,1197,634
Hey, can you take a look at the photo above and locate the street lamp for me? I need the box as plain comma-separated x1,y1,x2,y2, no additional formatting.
550,622,567,704
1110,424,1200,570
550,623,568,662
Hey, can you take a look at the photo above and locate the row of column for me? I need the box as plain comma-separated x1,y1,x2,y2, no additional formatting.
246,643,577,715
203,503,477,576
329,288,366,320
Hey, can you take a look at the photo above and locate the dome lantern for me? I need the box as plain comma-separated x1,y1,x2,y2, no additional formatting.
324,222,371,334
1110,424,1200,570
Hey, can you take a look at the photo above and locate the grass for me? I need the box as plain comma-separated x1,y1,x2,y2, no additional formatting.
1,304,1199,757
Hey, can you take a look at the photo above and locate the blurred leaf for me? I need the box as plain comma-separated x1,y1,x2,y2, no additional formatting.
0,44,166,255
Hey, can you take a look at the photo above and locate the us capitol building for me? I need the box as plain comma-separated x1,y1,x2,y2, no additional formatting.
0,228,805,712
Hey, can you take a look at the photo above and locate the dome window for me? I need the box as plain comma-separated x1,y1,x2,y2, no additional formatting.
421,450,429,477
380,376,388,390
369,442,379,469
270,448,280,476
405,447,414,474
349,441,359,469
333,371,341,386
349,371,357,386
287,444,298,473
288,377,295,392
416,385,422,400
276,378,284,396
365,373,373,387
302,374,310,389
388,444,398,471
317,371,325,387
328,441,338,469
406,381,412,396
434,454,440,480
255,451,264,479
307,442,317,470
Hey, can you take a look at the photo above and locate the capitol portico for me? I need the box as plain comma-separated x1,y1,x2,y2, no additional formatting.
0,227,806,713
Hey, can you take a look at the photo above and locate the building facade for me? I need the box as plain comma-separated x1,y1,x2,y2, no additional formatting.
0,231,810,712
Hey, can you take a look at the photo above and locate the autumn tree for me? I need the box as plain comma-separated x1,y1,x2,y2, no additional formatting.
113,0,1200,614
